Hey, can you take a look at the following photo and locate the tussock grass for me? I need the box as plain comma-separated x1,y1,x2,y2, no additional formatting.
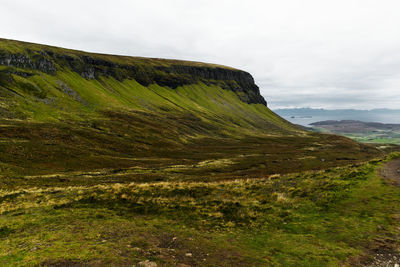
1,157,400,266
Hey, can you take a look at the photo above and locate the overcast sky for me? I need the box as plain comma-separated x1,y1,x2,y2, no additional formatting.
1,0,400,109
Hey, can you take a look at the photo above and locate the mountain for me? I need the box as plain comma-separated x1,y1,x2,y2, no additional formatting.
0,38,379,183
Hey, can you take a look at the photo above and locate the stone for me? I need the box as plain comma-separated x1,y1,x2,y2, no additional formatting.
133,247,142,252
136,260,157,267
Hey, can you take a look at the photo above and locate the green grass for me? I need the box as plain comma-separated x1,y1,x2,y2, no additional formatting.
0,38,237,69
346,134,400,145
312,127,400,145
0,38,395,266
0,38,382,180
0,71,380,180
1,156,400,266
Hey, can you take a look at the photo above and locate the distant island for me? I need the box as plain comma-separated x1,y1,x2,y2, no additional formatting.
274,108,400,126
310,120,400,133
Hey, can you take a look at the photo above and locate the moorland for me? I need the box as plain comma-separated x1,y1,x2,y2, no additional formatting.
0,38,399,266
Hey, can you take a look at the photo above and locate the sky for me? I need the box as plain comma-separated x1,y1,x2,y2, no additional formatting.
1,0,400,109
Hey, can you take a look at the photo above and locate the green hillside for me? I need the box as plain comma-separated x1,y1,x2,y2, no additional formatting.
1,39,397,266
0,38,379,182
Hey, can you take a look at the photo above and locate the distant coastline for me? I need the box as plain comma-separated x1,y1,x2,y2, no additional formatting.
274,108,400,126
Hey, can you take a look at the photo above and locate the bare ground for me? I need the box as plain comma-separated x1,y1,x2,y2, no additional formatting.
380,158,400,187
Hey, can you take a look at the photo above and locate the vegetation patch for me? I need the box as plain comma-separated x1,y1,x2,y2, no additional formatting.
0,38,398,266
1,156,400,266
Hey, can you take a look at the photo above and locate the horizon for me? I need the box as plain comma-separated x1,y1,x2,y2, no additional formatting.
274,106,400,125
272,107,400,111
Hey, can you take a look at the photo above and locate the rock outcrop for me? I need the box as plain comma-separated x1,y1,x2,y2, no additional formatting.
0,46,267,106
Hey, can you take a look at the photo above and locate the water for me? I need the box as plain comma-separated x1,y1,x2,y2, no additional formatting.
274,109,400,127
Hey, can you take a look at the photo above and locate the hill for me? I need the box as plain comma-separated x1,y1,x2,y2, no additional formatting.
0,38,380,184
1,39,396,266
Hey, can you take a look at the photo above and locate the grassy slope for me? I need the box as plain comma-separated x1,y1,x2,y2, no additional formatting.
1,155,400,266
0,39,395,266
0,39,380,181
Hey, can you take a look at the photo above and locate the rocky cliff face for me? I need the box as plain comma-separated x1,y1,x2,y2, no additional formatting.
0,47,267,106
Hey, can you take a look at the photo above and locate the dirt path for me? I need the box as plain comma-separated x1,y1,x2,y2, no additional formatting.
379,158,400,187
363,158,400,267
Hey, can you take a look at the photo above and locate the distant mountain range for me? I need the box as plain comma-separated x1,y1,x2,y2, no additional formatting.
274,108,400,126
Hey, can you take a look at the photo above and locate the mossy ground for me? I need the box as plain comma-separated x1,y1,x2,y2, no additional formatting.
1,156,400,266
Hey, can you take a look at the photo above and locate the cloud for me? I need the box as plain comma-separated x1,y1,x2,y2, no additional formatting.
1,0,400,109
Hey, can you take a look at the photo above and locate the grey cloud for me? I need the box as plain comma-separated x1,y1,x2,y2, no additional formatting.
1,0,400,109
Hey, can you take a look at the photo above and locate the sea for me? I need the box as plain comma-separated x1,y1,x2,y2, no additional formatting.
273,109,400,127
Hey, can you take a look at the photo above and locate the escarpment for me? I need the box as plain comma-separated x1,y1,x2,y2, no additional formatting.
0,39,266,105
0,38,382,181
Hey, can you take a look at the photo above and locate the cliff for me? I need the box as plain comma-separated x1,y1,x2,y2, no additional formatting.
0,38,266,105
0,38,380,180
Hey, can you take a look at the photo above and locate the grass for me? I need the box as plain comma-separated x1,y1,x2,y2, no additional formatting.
345,134,400,145
0,38,237,70
0,75,381,181
0,38,381,181
0,117,380,188
1,156,400,266
0,38,397,266
311,126,400,145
